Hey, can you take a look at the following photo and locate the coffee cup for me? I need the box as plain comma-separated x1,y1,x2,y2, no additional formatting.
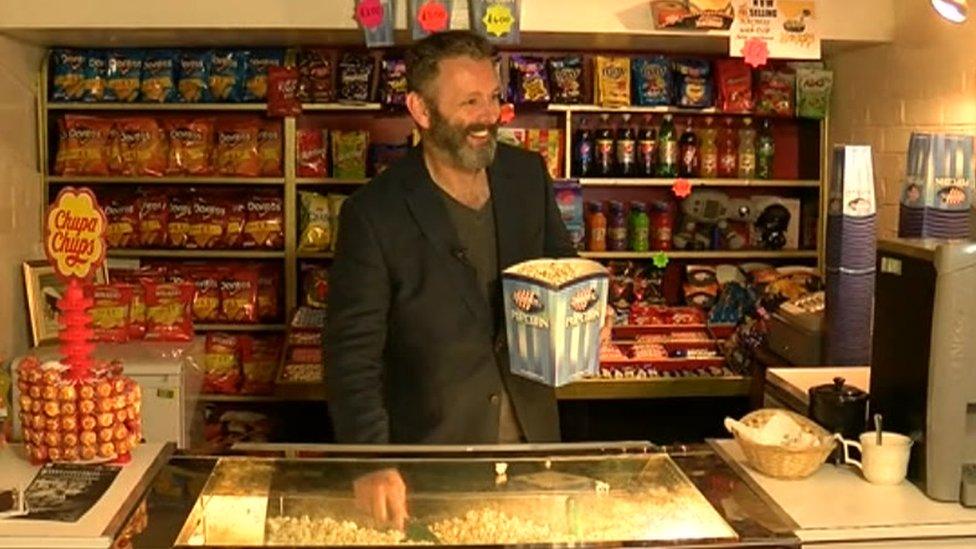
837,431,913,485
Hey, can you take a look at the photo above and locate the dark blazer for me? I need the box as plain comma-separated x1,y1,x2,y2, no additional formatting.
325,143,576,444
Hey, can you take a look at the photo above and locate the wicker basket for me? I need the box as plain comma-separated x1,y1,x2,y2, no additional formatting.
729,408,837,480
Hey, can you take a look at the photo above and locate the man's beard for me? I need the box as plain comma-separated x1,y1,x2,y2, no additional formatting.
425,106,498,171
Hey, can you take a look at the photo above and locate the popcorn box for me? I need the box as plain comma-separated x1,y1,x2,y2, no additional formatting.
502,258,608,387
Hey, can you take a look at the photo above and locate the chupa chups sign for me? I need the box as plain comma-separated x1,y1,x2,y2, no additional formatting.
43,187,107,380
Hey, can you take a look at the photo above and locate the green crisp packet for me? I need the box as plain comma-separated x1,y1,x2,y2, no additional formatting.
796,68,833,119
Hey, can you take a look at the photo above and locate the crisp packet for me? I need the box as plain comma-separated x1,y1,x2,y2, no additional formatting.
380,57,407,106
298,48,335,103
104,50,144,102
510,55,550,104
796,68,832,119
331,130,369,179
756,69,796,116
140,49,178,103
82,51,107,102
632,56,672,106
594,56,631,108
715,59,753,113
338,53,374,103
178,50,212,103
547,56,583,104
210,49,248,103
243,48,284,102
50,49,87,101
673,58,713,108
299,191,332,252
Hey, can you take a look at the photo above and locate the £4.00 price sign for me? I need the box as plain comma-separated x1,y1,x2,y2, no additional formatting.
44,187,107,280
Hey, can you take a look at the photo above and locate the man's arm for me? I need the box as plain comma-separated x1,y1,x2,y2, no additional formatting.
540,157,579,259
324,198,391,444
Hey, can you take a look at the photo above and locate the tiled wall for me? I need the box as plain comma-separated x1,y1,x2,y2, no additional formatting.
0,34,43,358
828,2,976,238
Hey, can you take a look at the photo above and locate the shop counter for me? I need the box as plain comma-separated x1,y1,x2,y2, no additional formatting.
712,439,976,548
764,367,870,413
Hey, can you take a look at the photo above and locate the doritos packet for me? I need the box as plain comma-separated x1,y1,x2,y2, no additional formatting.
166,117,215,175
144,282,195,341
140,49,178,103
256,265,280,321
240,335,280,395
104,192,138,248
50,49,87,101
137,192,169,247
110,117,168,176
83,51,107,102
214,117,260,176
188,267,222,323
90,284,133,343
167,192,193,248
210,49,248,102
243,192,284,249
220,268,259,323
257,121,283,176
243,48,284,102
224,195,247,249
178,50,212,103
188,194,227,249
204,332,241,394
104,50,144,102
55,115,114,176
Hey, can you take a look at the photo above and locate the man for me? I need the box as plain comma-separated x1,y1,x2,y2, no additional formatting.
324,30,576,528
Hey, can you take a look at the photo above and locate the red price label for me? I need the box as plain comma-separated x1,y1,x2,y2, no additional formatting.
356,0,385,30
418,0,449,33
671,178,693,198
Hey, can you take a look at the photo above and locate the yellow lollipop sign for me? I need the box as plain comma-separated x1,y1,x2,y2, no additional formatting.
44,187,107,280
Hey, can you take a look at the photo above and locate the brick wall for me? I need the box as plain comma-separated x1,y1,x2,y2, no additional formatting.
828,1,976,238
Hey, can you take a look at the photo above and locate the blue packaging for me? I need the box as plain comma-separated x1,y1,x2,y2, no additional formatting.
177,50,212,103
632,56,673,106
673,58,714,108
243,48,285,102
50,48,87,101
210,49,248,102
104,49,144,102
140,49,178,103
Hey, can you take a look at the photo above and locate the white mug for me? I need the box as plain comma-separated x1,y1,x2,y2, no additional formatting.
838,432,913,485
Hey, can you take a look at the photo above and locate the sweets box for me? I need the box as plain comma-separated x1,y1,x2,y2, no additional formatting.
502,258,608,387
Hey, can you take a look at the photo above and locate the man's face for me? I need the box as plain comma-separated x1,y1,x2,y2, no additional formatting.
415,56,502,171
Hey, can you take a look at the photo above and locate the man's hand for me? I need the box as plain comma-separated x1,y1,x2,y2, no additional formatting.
353,468,407,530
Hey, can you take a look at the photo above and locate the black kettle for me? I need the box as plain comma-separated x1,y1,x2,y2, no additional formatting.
808,377,869,463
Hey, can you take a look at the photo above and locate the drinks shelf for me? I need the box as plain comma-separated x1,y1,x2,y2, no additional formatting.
576,178,821,188
580,250,819,260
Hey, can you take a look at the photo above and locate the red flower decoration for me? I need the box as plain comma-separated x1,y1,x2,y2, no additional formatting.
355,0,385,30
741,38,769,68
672,178,693,198
499,103,515,125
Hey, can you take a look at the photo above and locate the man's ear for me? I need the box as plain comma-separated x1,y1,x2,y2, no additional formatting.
406,91,432,131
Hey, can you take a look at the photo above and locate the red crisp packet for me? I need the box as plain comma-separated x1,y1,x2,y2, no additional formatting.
267,66,302,117
220,267,259,323
243,192,284,249
90,284,133,343
204,333,241,394
137,192,169,248
715,59,754,113
297,129,327,177
144,282,195,341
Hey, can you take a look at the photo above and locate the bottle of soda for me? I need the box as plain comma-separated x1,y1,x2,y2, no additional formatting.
615,114,636,177
636,115,657,178
756,118,775,180
718,117,738,178
574,117,594,177
678,118,700,178
628,201,650,252
699,117,719,178
656,114,678,178
595,114,615,177
738,117,756,179
607,201,628,251
586,201,607,251
650,200,675,251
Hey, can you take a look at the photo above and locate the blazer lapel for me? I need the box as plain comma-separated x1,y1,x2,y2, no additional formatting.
488,157,527,271
402,148,490,324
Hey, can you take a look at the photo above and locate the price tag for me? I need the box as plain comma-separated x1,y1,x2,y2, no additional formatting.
653,252,670,269
482,3,515,37
742,37,769,68
418,0,449,33
356,0,385,30
672,178,693,198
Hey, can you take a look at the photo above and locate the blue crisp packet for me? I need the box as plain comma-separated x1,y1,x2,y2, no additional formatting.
104,49,144,102
140,49,178,103
210,49,248,102
50,49,87,101
83,51,107,102
178,50,212,103
243,48,285,102
632,56,673,106
672,58,714,108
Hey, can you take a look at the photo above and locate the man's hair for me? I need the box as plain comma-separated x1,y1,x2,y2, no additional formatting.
405,30,496,98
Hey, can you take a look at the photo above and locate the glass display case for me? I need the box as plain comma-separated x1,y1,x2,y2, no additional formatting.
175,451,738,546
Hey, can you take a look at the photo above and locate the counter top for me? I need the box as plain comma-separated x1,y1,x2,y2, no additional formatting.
0,443,173,549
765,366,870,412
711,439,976,544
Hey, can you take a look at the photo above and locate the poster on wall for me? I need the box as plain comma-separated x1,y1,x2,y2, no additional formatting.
729,0,821,62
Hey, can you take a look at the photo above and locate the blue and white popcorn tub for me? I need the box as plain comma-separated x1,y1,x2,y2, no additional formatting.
502,258,609,387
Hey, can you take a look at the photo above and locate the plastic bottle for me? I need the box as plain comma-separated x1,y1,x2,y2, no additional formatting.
586,201,607,251
756,118,775,180
615,114,636,177
636,115,657,178
699,117,719,179
718,117,738,178
628,201,650,252
574,118,594,177
656,114,678,178
650,201,675,250
678,118,700,178
595,114,615,177
607,201,628,251
738,116,756,179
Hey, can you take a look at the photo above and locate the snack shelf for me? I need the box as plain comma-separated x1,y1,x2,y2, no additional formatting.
47,102,268,111
295,251,334,259
48,176,285,185
193,393,327,402
107,249,286,259
295,177,369,186
578,177,821,188
581,250,820,260
301,102,383,111
194,324,288,332
549,104,720,115
555,373,751,400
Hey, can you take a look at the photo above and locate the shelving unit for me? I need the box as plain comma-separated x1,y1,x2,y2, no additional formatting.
49,176,285,186
555,374,752,400
580,250,820,260
302,102,383,111
578,178,821,188
48,102,269,111
106,249,285,259
194,324,287,333
295,178,369,186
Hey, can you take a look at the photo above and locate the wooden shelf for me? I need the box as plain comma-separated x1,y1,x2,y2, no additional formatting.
194,324,287,332
193,393,327,403
302,102,383,111
48,102,268,111
296,178,369,186
555,373,751,400
108,249,285,259
549,104,719,115
577,178,821,188
580,250,819,260
48,176,284,185
296,251,334,259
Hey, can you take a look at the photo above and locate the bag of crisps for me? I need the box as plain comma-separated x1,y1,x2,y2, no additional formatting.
140,49,178,103
167,191,193,248
214,117,261,177
188,193,227,249
257,121,283,176
51,49,87,101
83,51,107,102
593,56,631,108
330,130,368,179
267,66,302,117
177,50,212,103
203,333,241,394
256,265,280,322
223,194,247,249
103,191,138,248
210,50,248,103
220,268,259,323
90,284,133,343
243,49,284,102
104,50,144,102
298,191,331,252
144,282,195,341
166,117,215,175
186,266,222,324
298,48,336,103
243,192,284,249
302,265,329,309
297,128,328,178
55,115,115,175
240,335,281,395
137,191,169,247
110,117,168,176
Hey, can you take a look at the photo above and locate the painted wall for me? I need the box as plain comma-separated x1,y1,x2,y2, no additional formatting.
0,34,44,359
828,1,976,238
